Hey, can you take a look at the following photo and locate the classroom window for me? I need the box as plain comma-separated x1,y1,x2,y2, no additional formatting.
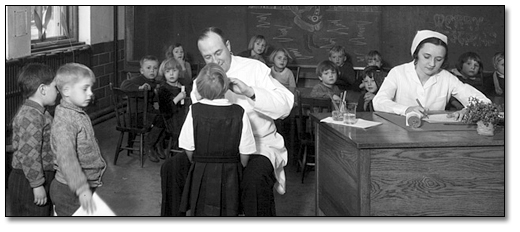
30,6,80,52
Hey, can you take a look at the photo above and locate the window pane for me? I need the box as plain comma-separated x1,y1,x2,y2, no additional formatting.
30,6,77,47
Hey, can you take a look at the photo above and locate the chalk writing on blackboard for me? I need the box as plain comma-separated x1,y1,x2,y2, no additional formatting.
252,12,271,28
327,20,349,35
349,21,372,46
287,47,314,60
433,13,498,47
273,25,294,43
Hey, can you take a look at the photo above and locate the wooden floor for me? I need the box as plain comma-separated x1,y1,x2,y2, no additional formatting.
5,116,316,217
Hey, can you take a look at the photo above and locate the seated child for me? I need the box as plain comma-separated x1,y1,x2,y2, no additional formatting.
164,43,193,82
310,60,342,101
365,50,391,73
328,45,360,93
8,63,58,216
50,63,107,216
484,52,504,106
157,57,189,148
120,55,165,162
178,63,256,216
448,52,485,110
237,35,267,63
450,51,485,92
269,47,296,88
357,66,385,112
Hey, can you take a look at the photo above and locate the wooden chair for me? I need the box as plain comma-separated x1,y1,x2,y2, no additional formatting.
110,83,153,167
296,89,332,183
158,96,190,158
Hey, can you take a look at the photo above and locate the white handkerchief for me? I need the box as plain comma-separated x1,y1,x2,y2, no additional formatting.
72,192,116,216
320,117,382,129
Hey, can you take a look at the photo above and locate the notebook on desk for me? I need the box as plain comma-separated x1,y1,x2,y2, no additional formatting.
374,112,476,131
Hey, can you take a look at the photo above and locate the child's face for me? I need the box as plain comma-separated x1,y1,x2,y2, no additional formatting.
172,46,184,60
363,76,378,93
319,69,337,86
496,59,505,75
367,57,382,68
273,51,288,70
43,81,59,106
329,52,346,67
253,39,266,55
65,77,94,108
461,59,480,78
140,60,159,80
164,68,180,84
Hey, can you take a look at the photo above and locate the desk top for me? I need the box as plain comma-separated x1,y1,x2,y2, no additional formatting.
311,112,505,149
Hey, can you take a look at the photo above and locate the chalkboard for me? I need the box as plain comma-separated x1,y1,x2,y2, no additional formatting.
381,6,505,70
247,6,381,67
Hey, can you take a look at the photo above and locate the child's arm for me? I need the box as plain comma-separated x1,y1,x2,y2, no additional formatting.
12,109,49,205
120,77,150,91
185,150,194,163
240,154,249,167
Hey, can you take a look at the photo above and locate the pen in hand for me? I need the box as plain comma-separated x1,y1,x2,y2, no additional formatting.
415,99,429,118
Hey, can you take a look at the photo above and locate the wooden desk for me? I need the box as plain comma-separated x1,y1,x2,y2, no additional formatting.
312,112,505,216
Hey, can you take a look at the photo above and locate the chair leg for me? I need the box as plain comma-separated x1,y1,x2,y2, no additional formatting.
301,145,308,184
140,134,145,168
114,131,124,165
166,136,173,158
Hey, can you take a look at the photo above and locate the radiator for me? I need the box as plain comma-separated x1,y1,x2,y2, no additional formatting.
5,45,92,127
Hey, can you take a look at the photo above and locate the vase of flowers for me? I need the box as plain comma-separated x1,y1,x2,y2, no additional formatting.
463,97,503,136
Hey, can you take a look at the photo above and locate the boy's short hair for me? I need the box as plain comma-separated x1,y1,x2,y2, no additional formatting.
248,35,266,50
196,63,229,100
17,63,55,99
366,50,382,62
492,52,505,69
268,47,293,64
329,45,346,57
159,58,183,77
55,63,96,92
316,60,337,77
139,55,159,67
455,52,483,74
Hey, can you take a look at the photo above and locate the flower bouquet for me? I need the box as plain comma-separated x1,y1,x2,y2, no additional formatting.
463,97,503,136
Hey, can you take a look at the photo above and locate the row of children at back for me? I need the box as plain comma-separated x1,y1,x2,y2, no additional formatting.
249,32,504,112
9,62,105,216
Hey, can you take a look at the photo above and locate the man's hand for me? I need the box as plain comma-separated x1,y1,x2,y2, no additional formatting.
228,78,254,98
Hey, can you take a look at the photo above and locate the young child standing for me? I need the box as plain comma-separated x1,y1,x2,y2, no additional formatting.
165,43,193,81
269,47,296,88
310,60,342,101
357,66,385,112
8,63,58,216
328,45,360,93
121,55,165,162
178,63,256,216
157,58,189,145
237,35,267,63
49,63,107,216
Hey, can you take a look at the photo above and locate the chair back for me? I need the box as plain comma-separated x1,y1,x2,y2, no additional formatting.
296,89,332,141
110,83,151,132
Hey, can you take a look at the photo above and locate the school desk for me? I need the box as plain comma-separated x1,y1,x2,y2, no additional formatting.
311,112,505,216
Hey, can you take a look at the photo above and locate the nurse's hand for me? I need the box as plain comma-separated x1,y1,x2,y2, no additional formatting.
447,108,467,121
229,78,255,98
405,105,428,118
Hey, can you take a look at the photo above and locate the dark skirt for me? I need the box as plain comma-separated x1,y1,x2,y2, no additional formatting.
7,169,55,216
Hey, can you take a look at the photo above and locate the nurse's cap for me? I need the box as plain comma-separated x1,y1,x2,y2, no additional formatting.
410,30,448,56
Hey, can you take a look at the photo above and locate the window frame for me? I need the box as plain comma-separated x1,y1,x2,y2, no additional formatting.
30,6,81,52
